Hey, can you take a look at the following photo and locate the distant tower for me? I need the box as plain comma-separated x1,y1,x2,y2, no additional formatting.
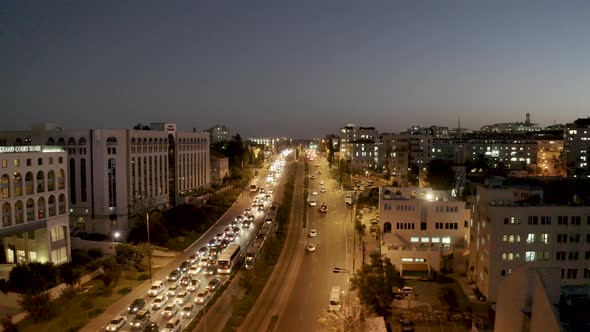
525,113,531,124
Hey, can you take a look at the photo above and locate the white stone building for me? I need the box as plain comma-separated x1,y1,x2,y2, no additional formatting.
379,187,470,275
0,123,210,239
0,145,71,268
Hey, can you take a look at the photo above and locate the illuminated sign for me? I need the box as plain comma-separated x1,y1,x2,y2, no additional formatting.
165,124,177,132
0,146,63,154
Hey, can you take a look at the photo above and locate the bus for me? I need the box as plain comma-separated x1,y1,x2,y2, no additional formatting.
245,238,264,270
217,243,241,274
328,286,343,311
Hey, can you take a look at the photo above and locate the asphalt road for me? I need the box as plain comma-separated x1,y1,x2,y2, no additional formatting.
272,157,354,332
83,159,281,332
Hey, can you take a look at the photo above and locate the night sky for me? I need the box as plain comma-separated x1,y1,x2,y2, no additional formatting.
2,1,590,138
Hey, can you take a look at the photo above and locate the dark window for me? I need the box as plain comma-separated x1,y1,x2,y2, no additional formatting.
420,222,427,230
108,158,117,208
80,158,87,203
69,158,76,204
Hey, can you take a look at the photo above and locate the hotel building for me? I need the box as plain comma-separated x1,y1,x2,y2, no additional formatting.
0,145,71,270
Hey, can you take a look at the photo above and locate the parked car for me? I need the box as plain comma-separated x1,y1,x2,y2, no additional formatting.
128,298,146,314
106,316,127,331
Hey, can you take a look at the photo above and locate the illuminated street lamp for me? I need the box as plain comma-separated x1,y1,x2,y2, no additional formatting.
113,231,120,243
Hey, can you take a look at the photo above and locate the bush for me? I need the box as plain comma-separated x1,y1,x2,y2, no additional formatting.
87,248,104,260
80,298,93,310
60,286,77,299
18,291,53,322
1,314,16,332
118,287,132,295
88,308,103,318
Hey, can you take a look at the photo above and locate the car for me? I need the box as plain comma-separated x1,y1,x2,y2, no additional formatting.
235,215,244,223
148,280,166,297
268,189,274,194
320,187,326,193
310,175,315,180
128,298,147,314
143,322,159,332
162,317,181,332
188,254,197,265
207,239,218,247
259,188,265,194
188,265,201,276
162,304,179,319
309,199,317,207
130,309,151,330
317,170,321,175
400,319,415,332
226,233,235,242
244,208,251,215
215,233,225,241
166,284,181,297
178,261,191,273
174,291,190,305
312,190,318,195
319,180,324,185
179,275,192,287
306,243,317,252
220,239,230,249
252,202,258,208
151,294,169,310
207,278,221,291
309,229,317,237
198,246,209,257
233,226,241,235
106,316,127,331
320,203,328,213
258,204,265,211
242,221,251,229
167,270,182,282
198,256,209,267
186,279,201,292
205,264,217,275
181,303,195,318
224,227,233,235
194,289,211,304
401,287,414,296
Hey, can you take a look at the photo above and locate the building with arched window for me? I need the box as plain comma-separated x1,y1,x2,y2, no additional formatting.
0,122,210,239
379,186,470,278
0,145,70,278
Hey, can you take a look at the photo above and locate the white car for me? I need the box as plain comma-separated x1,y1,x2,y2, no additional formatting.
151,294,169,310
105,316,126,331
186,279,200,292
320,187,326,193
306,243,317,252
309,229,317,237
174,291,190,305
309,199,317,207
189,265,201,276
198,257,209,267
162,304,179,319
194,290,210,304
181,303,195,318
312,190,318,195
319,180,324,185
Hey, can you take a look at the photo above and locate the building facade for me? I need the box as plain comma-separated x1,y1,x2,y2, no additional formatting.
379,187,470,274
468,180,590,302
0,145,71,269
206,124,230,144
338,124,379,170
0,123,210,239
564,118,590,175
210,150,229,184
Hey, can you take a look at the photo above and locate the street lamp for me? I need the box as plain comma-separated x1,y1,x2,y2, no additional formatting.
113,231,120,243
146,212,152,284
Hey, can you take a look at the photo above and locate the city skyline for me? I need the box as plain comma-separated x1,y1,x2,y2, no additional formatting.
3,1,590,138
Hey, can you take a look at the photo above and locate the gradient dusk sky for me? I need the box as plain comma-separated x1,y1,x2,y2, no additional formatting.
2,1,590,138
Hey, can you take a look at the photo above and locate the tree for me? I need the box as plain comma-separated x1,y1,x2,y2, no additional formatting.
17,291,52,322
9,262,58,294
317,300,365,332
425,159,455,190
0,314,16,332
101,257,122,288
59,264,84,286
350,252,396,317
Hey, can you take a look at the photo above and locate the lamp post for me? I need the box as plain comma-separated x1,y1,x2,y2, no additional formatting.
113,231,120,243
146,212,152,284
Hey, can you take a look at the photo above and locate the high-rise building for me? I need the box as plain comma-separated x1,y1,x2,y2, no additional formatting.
206,124,230,144
338,124,379,170
564,118,590,175
0,145,71,274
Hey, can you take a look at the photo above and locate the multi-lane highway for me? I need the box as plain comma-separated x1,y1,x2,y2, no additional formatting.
84,155,288,332
273,157,354,331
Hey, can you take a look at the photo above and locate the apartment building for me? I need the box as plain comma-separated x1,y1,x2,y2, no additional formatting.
468,178,590,303
379,187,470,275
206,124,230,144
0,145,71,270
460,133,538,170
564,118,590,175
338,124,379,170
379,133,410,186
0,123,210,239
